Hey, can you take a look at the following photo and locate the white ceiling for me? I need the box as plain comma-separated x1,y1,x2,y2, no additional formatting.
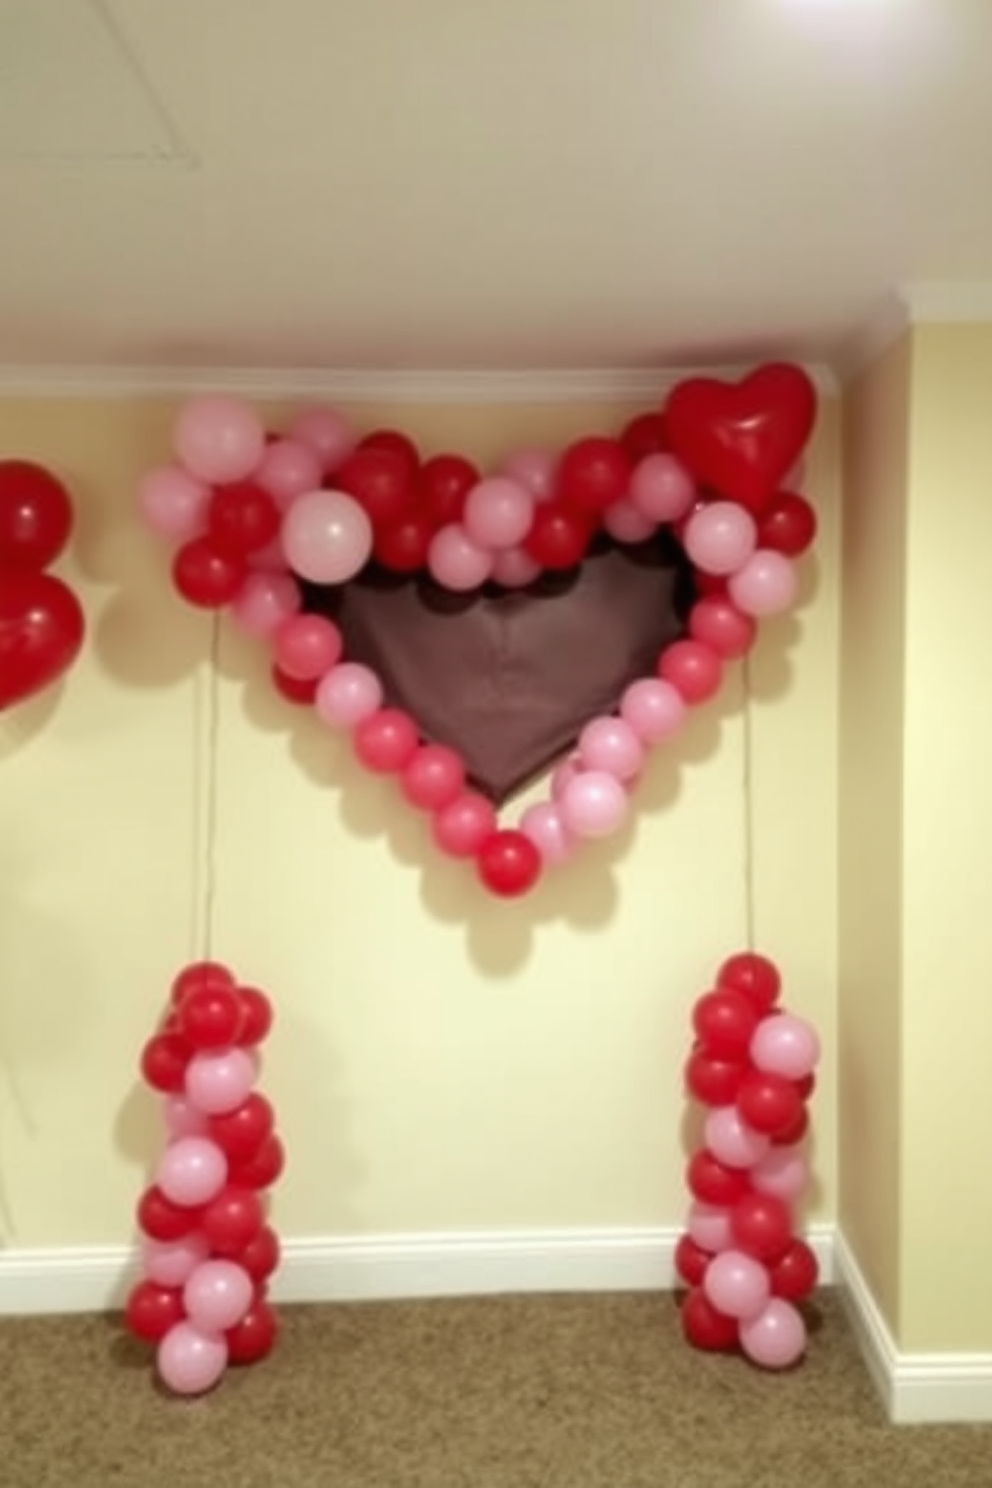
1,0,991,381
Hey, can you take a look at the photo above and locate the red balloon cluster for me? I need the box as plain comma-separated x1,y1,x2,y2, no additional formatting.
127,962,282,1396
678,952,821,1370
0,460,86,710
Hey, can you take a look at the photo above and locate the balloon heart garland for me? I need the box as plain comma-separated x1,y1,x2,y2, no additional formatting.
139,364,819,899
677,952,822,1369
0,460,86,711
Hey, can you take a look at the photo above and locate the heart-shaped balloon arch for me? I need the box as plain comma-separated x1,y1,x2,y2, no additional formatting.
0,461,86,712
139,364,819,899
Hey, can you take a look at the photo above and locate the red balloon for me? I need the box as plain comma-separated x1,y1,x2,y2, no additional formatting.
137,1184,202,1241
758,492,817,557
0,571,85,710
657,639,722,705
557,437,631,514
688,596,756,660
170,961,236,1006
716,952,781,1014
692,989,759,1061
125,1280,186,1343
793,1071,816,1101
177,983,245,1050
353,707,420,773
230,1133,285,1190
172,537,246,608
0,460,73,572
524,501,592,570
358,428,420,477
770,1238,819,1300
373,510,432,572
237,1223,281,1283
271,664,318,704
336,448,413,528
772,1105,809,1146
208,482,280,557
236,986,274,1046
681,1286,739,1352
730,1191,793,1262
400,742,466,811
209,1093,275,1162
417,454,479,529
476,829,542,898
201,1185,265,1254
227,1297,279,1364
140,1032,191,1093
674,1233,712,1288
684,1049,748,1107
737,1070,803,1137
686,1148,753,1207
620,412,668,464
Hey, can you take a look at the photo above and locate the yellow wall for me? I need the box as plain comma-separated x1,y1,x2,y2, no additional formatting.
0,396,838,1249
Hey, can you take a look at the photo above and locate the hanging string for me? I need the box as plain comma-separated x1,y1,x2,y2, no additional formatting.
740,653,757,953
190,615,221,962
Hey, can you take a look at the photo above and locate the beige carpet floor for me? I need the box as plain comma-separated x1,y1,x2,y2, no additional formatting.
2,1291,991,1488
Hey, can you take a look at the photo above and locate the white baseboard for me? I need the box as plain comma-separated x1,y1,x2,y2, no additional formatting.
834,1231,992,1424
0,1222,834,1316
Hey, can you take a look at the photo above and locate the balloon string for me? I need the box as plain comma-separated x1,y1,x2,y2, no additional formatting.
190,615,221,962
741,653,757,953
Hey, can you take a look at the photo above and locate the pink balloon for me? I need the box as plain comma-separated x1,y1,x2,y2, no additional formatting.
185,1049,256,1117
550,754,582,802
686,1201,733,1254
500,447,558,502
603,498,657,544
353,707,419,774
400,743,466,811
658,638,723,705
750,1013,821,1080
491,546,541,588
463,478,534,550
728,549,798,617
431,790,497,858
183,1259,253,1333
272,613,343,680
141,1232,210,1287
750,1145,810,1202
157,1320,228,1396
704,1106,771,1169
629,453,695,523
231,570,301,638
684,502,758,576
620,678,686,744
703,1248,771,1320
247,536,290,571
519,801,574,866
688,595,756,660
427,523,493,591
156,1136,228,1207
139,466,212,542
174,396,265,485
558,770,629,839
577,715,644,782
314,661,383,728
162,1093,209,1139
287,406,356,476
281,490,372,585
739,1297,807,1370
255,438,324,511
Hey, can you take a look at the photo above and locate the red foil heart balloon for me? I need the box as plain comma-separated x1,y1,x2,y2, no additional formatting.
665,364,817,514
0,570,86,710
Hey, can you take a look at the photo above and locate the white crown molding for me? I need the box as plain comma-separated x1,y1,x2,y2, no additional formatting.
0,361,838,403
830,292,911,384
902,279,992,324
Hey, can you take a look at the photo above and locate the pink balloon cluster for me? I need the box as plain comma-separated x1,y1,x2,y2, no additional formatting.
126,962,283,1396
677,951,821,1370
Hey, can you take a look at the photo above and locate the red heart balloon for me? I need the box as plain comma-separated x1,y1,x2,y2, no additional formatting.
665,363,817,514
0,570,85,710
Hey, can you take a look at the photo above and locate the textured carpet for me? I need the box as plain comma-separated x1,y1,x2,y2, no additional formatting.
3,1291,991,1488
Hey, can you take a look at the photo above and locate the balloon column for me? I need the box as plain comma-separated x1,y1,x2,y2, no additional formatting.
126,962,283,1396
0,459,86,710
138,367,819,899
677,952,821,1369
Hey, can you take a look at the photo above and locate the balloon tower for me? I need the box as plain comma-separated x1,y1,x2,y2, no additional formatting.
677,952,821,1368
126,962,284,1395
